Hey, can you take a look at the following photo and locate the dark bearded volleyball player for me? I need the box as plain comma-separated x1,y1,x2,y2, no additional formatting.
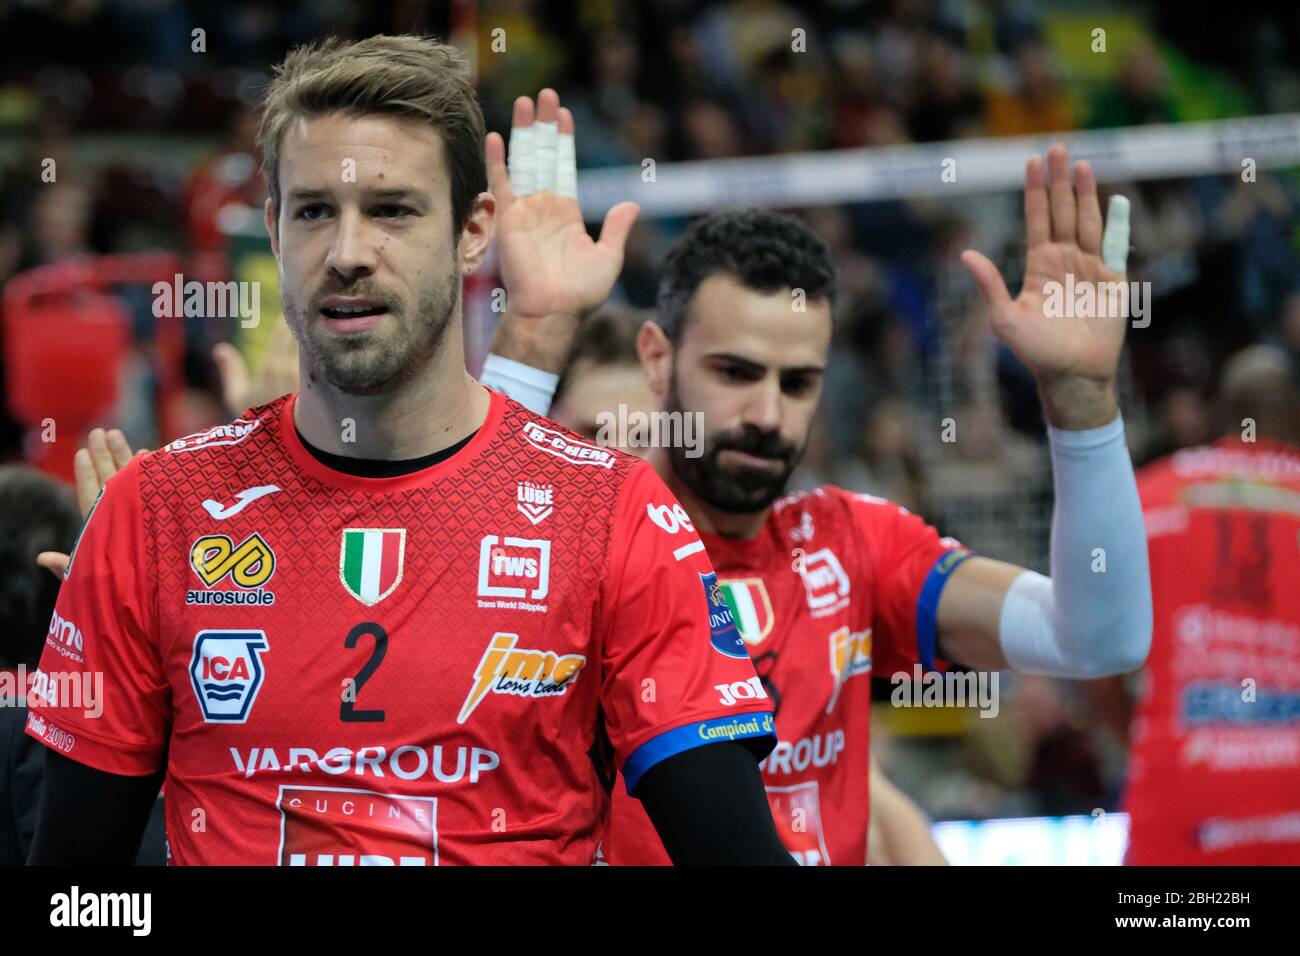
547,308,948,864
487,115,1155,863
25,36,794,865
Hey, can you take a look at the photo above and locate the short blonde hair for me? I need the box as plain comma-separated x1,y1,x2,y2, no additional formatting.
257,34,486,231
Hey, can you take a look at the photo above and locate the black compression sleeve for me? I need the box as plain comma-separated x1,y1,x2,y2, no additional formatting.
636,742,795,866
1,707,43,865
27,751,164,865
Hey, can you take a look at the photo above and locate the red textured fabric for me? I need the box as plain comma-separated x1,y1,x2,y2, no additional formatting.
607,487,968,866
1124,437,1300,865
26,388,773,865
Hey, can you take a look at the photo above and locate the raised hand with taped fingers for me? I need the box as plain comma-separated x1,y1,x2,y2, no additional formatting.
960,143,1131,431
484,89,640,376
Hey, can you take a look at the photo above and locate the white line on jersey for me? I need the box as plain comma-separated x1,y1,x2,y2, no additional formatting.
673,540,705,561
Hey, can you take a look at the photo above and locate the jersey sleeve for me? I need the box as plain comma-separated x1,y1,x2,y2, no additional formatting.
848,493,974,674
597,461,776,795
24,456,169,776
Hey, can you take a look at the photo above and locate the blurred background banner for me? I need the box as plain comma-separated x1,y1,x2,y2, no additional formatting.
2,0,1299,862
933,812,1130,866
575,114,1300,216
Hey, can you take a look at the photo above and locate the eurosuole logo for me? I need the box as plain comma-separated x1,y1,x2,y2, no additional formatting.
457,632,587,724
701,571,748,659
189,630,269,723
188,533,276,606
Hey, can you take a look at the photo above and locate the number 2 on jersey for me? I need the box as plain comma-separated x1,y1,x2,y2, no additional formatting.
341,622,388,722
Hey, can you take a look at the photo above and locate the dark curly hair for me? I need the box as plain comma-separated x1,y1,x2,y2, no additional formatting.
0,466,81,668
655,208,836,342
553,303,647,408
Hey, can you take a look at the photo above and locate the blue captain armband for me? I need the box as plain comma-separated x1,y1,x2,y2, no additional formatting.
622,713,777,795
915,549,975,671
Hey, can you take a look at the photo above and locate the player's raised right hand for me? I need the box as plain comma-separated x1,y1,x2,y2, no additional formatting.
486,89,639,372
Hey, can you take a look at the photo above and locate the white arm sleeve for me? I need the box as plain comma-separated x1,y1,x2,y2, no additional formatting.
997,414,1152,677
480,353,559,417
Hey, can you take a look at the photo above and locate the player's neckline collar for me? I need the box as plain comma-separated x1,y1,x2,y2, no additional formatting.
279,387,504,492
698,517,778,558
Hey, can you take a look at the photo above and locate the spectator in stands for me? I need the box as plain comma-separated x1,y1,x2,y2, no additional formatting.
846,397,927,513
907,37,984,142
1271,289,1300,377
747,46,829,153
1207,173,1300,332
567,28,646,168
21,181,95,271
677,99,749,160
180,105,266,254
828,34,893,149
983,41,1078,137
1018,677,1109,816
1087,41,1180,128
1137,383,1215,466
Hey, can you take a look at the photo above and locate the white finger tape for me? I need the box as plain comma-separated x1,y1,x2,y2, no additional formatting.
556,132,577,199
508,125,536,196
534,120,558,193
1102,194,1130,273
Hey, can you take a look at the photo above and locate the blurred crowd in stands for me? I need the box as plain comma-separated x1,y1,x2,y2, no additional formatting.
2,0,1299,825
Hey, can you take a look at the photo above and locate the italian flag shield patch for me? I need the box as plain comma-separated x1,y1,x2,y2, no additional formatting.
720,578,774,644
339,528,406,606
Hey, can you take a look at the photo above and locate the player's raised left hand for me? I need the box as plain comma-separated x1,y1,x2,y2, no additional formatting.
960,144,1131,428
485,89,640,371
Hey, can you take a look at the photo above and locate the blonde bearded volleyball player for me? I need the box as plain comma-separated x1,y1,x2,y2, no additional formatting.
26,39,795,866
486,98,1153,864
52,311,950,869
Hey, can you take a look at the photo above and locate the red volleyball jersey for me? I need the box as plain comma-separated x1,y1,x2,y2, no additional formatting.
26,389,775,865
1124,437,1300,864
606,487,972,865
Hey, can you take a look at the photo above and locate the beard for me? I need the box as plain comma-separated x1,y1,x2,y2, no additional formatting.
283,268,459,396
665,371,805,514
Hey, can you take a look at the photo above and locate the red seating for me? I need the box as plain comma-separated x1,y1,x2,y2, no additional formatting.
3,254,185,481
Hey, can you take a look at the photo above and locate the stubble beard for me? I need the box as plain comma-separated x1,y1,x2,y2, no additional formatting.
284,268,460,396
